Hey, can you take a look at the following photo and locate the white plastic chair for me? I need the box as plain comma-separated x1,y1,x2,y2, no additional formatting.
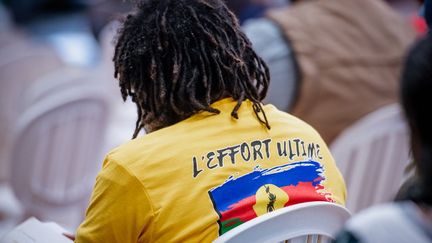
0,45,62,183
9,86,110,230
21,67,95,108
330,104,411,214
0,40,63,237
214,202,351,243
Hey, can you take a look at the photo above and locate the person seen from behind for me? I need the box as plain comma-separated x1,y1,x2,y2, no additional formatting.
75,0,346,242
243,0,416,144
334,33,432,243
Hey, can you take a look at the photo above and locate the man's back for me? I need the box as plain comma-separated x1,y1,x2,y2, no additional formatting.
76,99,346,242
75,0,346,241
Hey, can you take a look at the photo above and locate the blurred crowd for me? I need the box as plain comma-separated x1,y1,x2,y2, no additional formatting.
0,0,429,240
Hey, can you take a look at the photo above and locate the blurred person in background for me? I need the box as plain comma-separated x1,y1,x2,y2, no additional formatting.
426,0,432,30
388,0,428,36
226,0,288,24
75,0,346,242
334,30,432,243
243,0,417,144
3,0,100,67
4,0,86,24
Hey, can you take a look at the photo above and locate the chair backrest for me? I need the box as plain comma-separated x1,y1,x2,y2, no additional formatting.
21,67,99,108
330,104,411,213
10,85,109,214
214,202,351,243
0,44,63,183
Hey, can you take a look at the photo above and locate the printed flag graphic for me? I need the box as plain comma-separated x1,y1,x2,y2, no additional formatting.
208,161,332,235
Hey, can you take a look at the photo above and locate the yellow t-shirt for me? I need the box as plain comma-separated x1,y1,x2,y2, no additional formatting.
75,98,346,243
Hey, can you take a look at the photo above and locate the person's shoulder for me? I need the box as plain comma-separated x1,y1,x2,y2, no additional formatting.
346,203,405,228
265,104,324,138
334,204,404,243
242,17,281,37
104,124,183,167
340,202,431,243
242,17,289,52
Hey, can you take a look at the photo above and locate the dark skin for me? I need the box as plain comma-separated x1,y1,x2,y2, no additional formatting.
63,233,75,241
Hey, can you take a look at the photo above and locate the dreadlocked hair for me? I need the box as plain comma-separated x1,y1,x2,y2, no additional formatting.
113,0,270,138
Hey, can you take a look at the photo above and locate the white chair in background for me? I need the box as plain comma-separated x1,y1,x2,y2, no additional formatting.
0,44,63,183
330,104,411,214
9,86,110,231
21,67,121,156
214,202,351,243
0,43,63,237
0,185,23,238
21,67,95,108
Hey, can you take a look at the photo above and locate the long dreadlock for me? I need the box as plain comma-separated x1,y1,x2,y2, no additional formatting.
113,0,270,138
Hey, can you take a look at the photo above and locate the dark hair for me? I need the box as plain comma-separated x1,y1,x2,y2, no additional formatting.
113,0,270,138
425,0,432,30
400,34,432,206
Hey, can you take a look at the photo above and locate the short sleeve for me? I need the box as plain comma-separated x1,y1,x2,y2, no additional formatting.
75,157,154,243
